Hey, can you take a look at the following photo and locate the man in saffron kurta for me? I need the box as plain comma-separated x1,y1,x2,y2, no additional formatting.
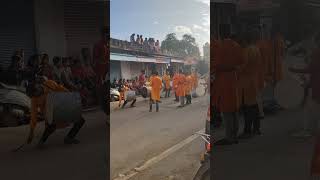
150,71,162,112
176,69,186,107
185,71,193,104
212,32,245,145
238,34,263,138
191,70,198,97
162,71,171,98
172,72,179,102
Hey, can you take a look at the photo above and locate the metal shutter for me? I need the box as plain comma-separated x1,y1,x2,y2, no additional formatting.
64,0,105,57
0,0,35,70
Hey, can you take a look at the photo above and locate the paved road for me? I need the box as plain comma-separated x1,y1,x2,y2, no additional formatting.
0,110,107,180
212,109,314,180
130,138,204,180
110,94,209,180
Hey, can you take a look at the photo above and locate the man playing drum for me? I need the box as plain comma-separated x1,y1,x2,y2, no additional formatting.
121,89,137,109
27,76,85,146
138,70,146,87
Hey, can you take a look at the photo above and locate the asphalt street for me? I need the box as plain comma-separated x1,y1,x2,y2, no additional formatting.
110,94,209,180
0,110,107,180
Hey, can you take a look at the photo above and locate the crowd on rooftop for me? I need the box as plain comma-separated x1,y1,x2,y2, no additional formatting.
110,33,161,54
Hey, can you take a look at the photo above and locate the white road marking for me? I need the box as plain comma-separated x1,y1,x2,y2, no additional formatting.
112,128,205,180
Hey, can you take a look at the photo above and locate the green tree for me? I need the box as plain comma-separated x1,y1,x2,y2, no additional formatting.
160,33,180,55
161,33,200,58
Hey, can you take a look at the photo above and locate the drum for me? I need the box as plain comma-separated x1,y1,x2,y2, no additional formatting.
141,86,151,98
125,90,136,102
46,92,81,126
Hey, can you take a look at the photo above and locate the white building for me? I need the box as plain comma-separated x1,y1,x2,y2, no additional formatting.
110,53,184,80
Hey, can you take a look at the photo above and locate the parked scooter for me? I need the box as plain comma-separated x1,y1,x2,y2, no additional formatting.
193,132,210,180
0,82,31,127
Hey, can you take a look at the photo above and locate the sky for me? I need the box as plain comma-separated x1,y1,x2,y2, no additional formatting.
110,0,210,55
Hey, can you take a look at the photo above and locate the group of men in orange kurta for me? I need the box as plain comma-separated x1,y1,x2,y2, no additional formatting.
172,69,198,107
148,68,199,112
211,29,285,145
117,68,199,112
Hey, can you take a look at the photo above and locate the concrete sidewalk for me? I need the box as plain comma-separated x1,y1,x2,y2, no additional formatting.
212,108,315,180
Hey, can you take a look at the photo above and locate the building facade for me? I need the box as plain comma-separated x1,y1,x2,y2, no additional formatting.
0,0,106,69
110,53,184,81
212,0,238,38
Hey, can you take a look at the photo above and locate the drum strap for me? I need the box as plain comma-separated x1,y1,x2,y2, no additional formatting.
42,84,55,92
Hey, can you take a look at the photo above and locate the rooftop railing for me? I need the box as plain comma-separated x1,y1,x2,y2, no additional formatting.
110,38,183,58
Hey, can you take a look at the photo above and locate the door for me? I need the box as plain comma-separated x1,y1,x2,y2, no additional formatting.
0,0,36,69
110,61,121,81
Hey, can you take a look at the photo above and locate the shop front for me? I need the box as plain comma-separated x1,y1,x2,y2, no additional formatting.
0,0,106,69
170,59,185,73
136,57,157,77
154,57,170,76
110,53,136,80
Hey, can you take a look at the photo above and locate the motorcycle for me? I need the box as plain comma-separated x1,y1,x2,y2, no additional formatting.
0,82,31,127
193,132,211,180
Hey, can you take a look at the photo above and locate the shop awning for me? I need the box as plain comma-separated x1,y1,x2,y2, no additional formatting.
184,57,198,65
136,57,156,63
155,57,170,64
171,59,184,63
110,53,137,62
